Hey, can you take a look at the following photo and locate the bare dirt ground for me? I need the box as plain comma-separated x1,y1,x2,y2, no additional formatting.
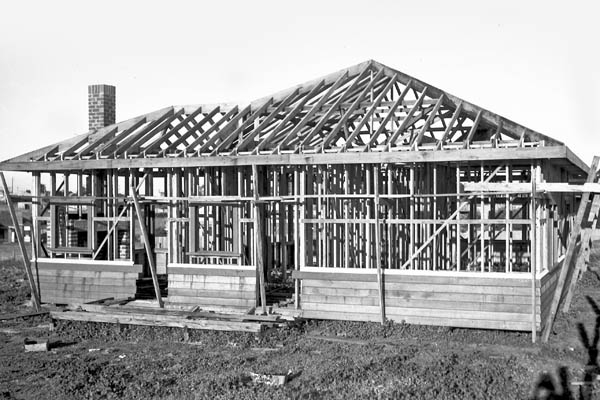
1,256,599,399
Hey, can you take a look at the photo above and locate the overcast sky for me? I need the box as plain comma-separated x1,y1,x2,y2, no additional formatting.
1,0,598,191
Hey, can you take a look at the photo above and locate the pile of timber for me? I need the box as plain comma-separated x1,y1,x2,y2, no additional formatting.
50,303,285,333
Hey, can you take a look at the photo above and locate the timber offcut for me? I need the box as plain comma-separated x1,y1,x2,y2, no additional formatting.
0,60,592,342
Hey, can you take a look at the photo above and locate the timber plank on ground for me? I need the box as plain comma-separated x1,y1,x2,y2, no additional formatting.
50,311,263,333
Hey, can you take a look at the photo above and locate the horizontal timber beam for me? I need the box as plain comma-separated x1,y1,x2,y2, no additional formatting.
463,181,600,193
0,146,584,171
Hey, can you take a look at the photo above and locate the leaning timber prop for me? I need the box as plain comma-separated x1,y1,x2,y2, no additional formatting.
130,177,164,308
542,156,600,342
0,172,42,311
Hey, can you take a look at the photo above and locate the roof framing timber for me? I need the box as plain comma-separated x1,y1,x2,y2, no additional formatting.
1,59,583,174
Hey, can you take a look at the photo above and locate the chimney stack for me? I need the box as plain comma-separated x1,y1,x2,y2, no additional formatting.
88,84,116,130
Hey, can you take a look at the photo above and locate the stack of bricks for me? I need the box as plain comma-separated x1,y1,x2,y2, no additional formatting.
88,84,116,131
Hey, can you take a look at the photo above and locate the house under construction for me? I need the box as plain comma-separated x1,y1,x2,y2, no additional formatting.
0,60,591,340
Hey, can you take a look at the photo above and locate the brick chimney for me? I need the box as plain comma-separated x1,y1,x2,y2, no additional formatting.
88,84,116,130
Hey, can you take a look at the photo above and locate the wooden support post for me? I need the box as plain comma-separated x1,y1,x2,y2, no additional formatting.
366,166,372,268
409,165,415,269
252,164,267,314
456,166,461,271
344,169,350,269
31,173,41,259
50,173,57,257
1,172,41,311
294,168,301,309
130,182,164,308
387,167,394,269
480,164,485,272
433,165,437,271
373,165,385,324
531,164,537,343
506,164,511,273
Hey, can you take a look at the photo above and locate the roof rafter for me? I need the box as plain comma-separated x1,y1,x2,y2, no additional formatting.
320,68,387,151
386,87,429,150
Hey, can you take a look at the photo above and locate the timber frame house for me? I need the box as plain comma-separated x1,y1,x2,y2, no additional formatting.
0,60,591,341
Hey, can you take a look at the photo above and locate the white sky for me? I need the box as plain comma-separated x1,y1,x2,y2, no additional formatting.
1,0,598,191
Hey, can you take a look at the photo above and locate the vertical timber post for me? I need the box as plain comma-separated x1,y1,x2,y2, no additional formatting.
374,165,385,324
531,164,537,343
252,164,267,314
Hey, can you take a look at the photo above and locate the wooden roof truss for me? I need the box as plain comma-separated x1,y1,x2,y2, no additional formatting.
4,60,567,168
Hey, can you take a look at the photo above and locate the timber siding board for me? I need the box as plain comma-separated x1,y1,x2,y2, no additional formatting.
302,279,539,296
303,286,533,303
300,310,531,331
293,270,533,286
35,269,142,280
167,275,257,285
167,267,255,277
167,288,256,299
168,281,256,291
166,295,255,308
36,261,140,304
36,261,143,273
167,267,256,309
299,271,544,331
302,294,537,314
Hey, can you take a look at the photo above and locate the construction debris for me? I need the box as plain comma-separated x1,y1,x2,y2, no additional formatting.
249,370,292,386
24,338,48,352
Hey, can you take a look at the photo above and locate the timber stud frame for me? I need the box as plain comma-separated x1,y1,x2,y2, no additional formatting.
0,60,590,342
